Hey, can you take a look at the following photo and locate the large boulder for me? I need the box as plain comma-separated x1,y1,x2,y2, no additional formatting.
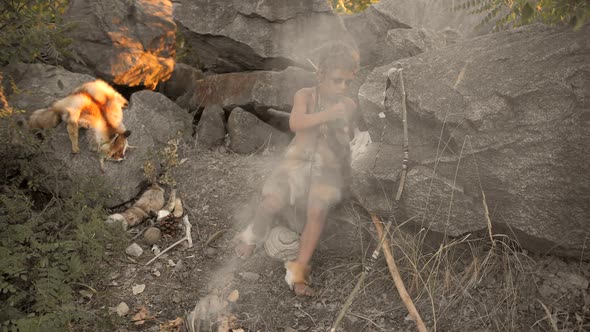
158,63,204,102
360,24,590,258
2,63,94,111
3,64,194,207
227,107,290,154
341,7,410,67
195,105,226,149
174,0,356,73
179,67,315,113
125,90,193,146
59,90,191,207
63,0,176,89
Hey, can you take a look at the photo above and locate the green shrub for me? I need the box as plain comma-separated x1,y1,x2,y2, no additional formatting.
456,0,589,31
0,0,77,66
0,106,126,331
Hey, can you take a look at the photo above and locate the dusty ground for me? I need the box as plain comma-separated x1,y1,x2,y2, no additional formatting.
78,147,590,332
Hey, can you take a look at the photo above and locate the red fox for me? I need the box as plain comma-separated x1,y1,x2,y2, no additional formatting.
27,79,131,171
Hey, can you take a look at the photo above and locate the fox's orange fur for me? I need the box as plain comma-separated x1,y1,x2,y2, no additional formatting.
284,261,311,289
27,79,131,171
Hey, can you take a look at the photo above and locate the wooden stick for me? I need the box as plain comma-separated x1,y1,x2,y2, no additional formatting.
146,216,192,265
395,68,409,201
371,214,427,332
373,68,410,260
330,270,367,332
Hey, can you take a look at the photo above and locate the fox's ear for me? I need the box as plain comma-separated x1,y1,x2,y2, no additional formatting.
123,130,131,138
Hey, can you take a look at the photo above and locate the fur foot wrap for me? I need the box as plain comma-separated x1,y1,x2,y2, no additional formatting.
284,261,311,290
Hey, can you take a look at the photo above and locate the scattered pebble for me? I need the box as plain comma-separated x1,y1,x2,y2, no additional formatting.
205,247,218,256
157,210,171,221
153,270,161,277
227,289,239,302
116,302,129,316
132,284,146,295
143,227,161,245
152,245,161,255
239,272,260,281
125,243,143,257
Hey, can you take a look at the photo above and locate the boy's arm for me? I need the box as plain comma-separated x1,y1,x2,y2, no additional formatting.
289,89,343,132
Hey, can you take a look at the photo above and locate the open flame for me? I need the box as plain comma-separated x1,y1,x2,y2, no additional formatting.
108,0,176,89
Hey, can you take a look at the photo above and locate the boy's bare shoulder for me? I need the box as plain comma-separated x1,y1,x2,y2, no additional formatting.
295,87,314,99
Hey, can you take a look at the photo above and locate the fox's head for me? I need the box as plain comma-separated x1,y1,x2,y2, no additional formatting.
106,130,132,161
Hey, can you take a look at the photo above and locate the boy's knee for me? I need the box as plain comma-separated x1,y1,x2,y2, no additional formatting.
261,194,285,213
307,205,328,223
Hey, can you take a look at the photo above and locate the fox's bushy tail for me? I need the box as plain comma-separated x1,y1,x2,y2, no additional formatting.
27,108,61,130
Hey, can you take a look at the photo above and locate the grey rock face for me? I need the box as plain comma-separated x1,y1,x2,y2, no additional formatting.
180,67,315,112
196,105,226,149
159,63,204,102
126,90,193,146
342,7,410,67
2,63,94,111
227,107,290,154
64,0,176,88
174,0,355,73
359,24,590,257
385,28,461,62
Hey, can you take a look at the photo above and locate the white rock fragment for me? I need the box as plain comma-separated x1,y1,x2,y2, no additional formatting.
157,210,171,221
105,214,128,231
239,272,260,281
116,302,130,316
132,284,146,295
151,245,161,255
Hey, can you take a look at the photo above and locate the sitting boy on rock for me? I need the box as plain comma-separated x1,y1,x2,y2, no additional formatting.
236,42,360,297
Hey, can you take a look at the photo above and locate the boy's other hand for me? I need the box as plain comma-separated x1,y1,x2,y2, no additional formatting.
326,101,352,122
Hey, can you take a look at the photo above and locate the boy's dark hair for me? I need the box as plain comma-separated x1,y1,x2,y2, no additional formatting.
316,42,359,77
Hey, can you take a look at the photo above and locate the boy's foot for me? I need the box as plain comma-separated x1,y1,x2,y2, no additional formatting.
235,242,256,259
293,283,315,297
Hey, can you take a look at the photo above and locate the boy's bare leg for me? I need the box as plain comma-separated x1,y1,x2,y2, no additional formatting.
293,204,328,296
236,194,284,258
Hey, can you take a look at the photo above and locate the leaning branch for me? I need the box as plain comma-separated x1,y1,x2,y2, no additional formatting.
371,214,427,332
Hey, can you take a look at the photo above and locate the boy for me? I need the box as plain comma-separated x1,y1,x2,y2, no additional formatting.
236,43,359,297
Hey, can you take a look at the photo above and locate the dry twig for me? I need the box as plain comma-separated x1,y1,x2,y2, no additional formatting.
329,270,367,332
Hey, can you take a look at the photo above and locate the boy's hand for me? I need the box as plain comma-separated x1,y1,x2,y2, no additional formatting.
325,101,352,122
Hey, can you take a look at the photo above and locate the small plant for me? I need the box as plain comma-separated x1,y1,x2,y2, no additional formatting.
143,135,182,187
329,0,380,14
455,0,589,31
0,0,79,66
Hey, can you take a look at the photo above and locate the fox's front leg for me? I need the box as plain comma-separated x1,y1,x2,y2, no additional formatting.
99,155,106,173
66,121,80,154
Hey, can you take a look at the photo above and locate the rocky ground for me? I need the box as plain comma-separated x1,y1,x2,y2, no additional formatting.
75,147,589,332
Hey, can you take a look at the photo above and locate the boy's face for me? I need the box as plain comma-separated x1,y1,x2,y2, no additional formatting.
320,69,355,98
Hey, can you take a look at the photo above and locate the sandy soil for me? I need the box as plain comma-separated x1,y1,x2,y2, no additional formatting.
80,147,590,332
